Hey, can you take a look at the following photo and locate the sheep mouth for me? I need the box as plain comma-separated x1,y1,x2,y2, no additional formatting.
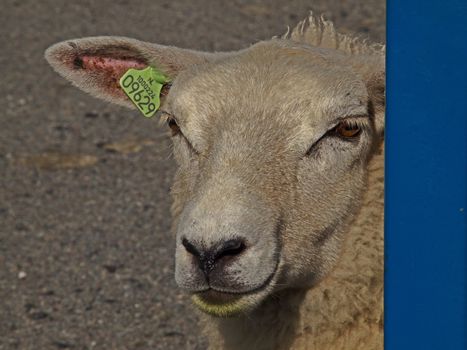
191,263,280,317
191,289,265,317
195,289,244,304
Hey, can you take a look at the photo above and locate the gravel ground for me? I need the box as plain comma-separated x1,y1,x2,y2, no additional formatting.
0,1,384,349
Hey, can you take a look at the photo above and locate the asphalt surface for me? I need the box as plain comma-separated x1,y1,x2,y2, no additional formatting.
0,1,385,349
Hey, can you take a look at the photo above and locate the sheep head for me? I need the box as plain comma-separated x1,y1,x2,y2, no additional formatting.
45,16,384,318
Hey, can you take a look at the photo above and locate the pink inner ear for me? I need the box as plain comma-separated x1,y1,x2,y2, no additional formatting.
79,56,147,94
81,56,146,70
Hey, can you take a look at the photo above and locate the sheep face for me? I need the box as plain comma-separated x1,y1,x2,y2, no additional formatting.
45,35,384,318
168,41,381,317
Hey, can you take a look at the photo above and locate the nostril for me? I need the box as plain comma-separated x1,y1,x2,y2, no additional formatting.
181,237,247,278
216,238,246,260
182,237,201,258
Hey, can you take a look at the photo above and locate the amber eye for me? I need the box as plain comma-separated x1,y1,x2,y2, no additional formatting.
335,121,362,139
167,117,180,136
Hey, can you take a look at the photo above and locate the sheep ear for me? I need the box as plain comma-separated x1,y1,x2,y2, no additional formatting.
367,70,385,137
45,36,214,109
349,54,385,137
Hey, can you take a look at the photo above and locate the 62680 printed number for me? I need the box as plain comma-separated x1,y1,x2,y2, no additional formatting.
121,75,157,116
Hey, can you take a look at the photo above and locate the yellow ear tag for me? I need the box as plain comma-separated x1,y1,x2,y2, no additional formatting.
119,66,170,118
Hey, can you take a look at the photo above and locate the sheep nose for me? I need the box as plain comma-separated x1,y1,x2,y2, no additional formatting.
182,237,246,278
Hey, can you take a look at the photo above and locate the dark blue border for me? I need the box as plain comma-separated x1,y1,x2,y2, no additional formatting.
386,1,467,349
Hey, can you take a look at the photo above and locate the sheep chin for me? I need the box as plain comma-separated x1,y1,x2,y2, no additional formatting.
191,292,264,318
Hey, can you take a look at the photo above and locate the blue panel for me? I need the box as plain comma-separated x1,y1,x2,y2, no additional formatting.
386,1,467,349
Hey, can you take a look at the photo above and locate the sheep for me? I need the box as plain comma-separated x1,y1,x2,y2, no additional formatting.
45,12,384,350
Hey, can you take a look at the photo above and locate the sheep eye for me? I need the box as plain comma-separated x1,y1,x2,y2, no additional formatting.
167,117,180,136
334,121,361,139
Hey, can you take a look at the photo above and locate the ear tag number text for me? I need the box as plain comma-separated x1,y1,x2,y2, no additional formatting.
119,66,169,118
